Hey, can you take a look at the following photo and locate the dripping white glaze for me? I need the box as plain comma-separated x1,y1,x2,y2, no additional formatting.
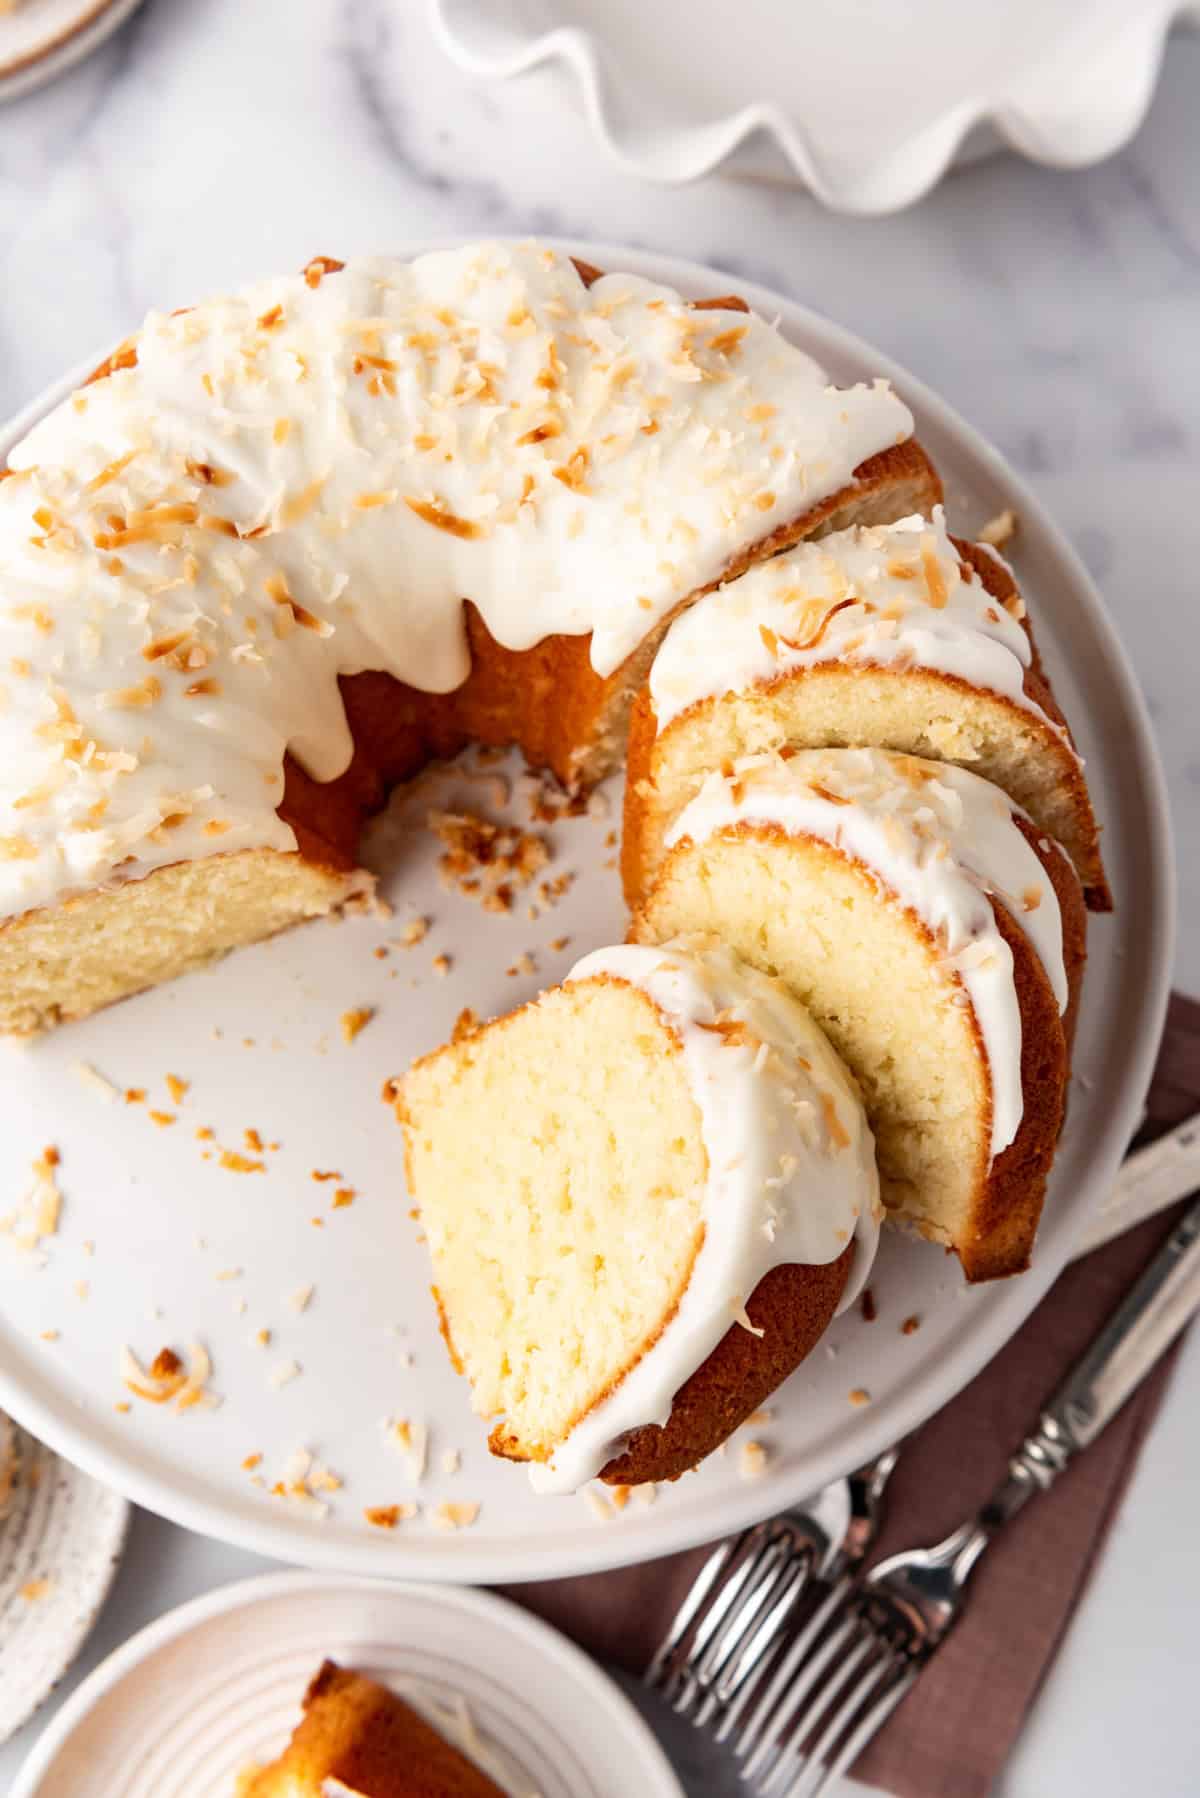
649,507,1076,747
0,241,910,921
666,747,1069,1164
529,938,880,1495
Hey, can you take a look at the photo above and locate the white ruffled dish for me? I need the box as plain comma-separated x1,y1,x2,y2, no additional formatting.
430,0,1200,212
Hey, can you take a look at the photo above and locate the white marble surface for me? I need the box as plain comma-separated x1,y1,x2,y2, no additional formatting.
0,4,1196,1794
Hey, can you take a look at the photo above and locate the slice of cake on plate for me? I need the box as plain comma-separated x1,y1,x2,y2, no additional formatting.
623,507,1108,910
632,747,1087,1281
394,938,880,1489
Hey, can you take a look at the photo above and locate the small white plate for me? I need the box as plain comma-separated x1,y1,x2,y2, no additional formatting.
0,0,146,102
9,1571,685,1798
0,1413,129,1743
0,237,1174,1585
430,0,1200,210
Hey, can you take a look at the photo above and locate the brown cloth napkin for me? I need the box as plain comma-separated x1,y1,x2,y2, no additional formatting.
497,992,1200,1797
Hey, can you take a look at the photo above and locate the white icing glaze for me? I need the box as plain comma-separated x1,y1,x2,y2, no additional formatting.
648,507,1076,748
529,938,880,1494
666,747,1069,1164
0,241,910,921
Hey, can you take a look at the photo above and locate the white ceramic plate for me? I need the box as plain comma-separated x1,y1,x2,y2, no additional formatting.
0,0,146,101
0,1413,129,1743
0,239,1173,1584
9,1570,685,1797
430,0,1200,210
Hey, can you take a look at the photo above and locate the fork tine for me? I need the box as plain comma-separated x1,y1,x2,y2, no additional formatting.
744,1604,863,1791
781,1640,898,1798
661,1524,772,1707
801,1662,918,1798
708,1554,815,1741
644,1532,740,1691
670,1526,786,1714
757,1627,877,1798
689,1536,809,1725
735,1577,852,1776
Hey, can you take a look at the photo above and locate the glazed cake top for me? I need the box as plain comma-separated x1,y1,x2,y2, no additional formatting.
0,241,909,919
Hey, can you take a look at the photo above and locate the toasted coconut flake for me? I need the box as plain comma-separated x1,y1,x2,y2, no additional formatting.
287,1284,314,1313
219,1149,265,1174
269,1359,301,1389
404,496,486,540
122,1341,220,1412
383,1415,429,1485
340,1005,375,1044
364,1502,417,1529
431,1500,480,1532
584,1487,613,1522
730,1297,765,1339
739,1441,770,1480
978,508,1017,548
849,1387,872,1406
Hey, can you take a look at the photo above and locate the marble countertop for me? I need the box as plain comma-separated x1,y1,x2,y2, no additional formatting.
0,4,1196,1794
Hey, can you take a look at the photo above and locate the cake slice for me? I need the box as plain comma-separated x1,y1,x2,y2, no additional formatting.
394,939,879,1489
632,748,1087,1282
244,1660,508,1797
622,508,1108,910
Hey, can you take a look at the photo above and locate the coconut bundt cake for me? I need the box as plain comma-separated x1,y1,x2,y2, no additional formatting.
622,507,1108,910
0,240,939,1038
245,1660,508,1798
395,939,880,1490
630,749,1087,1283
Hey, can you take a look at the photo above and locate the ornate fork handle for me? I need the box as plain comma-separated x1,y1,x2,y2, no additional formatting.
873,1193,1200,1654
984,1196,1200,1532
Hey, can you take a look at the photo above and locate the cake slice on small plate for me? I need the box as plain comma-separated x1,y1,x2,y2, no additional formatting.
244,1659,507,1797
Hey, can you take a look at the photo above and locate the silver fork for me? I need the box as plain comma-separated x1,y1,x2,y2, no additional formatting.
736,1190,1200,1797
644,1447,899,1728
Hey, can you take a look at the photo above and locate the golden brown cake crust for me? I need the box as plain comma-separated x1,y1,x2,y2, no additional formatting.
245,1660,507,1798
597,1247,854,1485
631,818,1085,1285
957,817,1086,1280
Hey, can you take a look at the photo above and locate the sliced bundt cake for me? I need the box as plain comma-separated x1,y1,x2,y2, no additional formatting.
631,749,1087,1282
0,242,938,1037
622,508,1108,910
245,1659,507,1797
394,939,879,1489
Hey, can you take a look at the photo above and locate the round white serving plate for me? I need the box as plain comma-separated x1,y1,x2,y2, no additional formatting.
0,239,1174,1584
430,0,1200,210
10,1570,685,1797
0,1414,129,1743
0,0,146,102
